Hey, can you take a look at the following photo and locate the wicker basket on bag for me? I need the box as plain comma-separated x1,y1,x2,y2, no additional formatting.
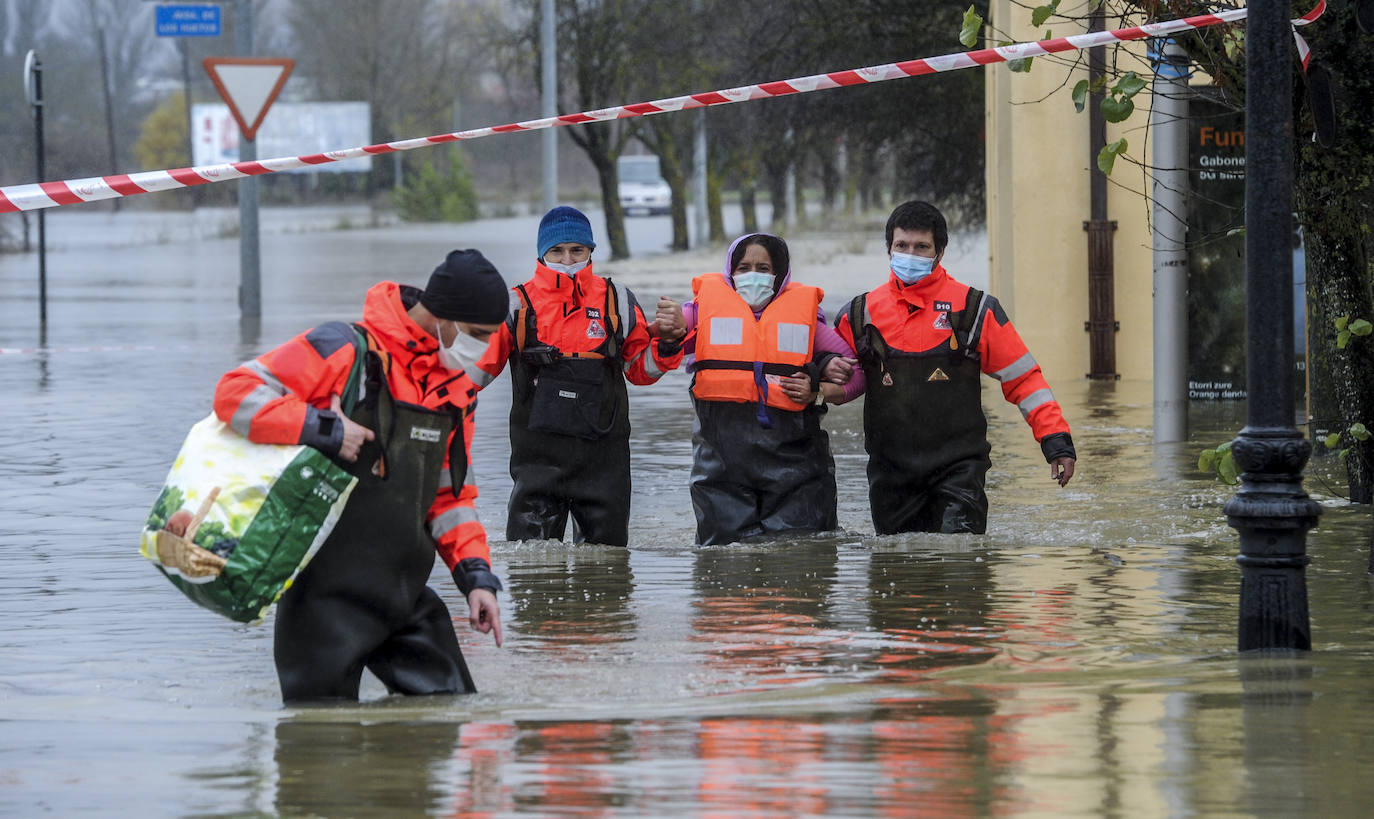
154,488,226,578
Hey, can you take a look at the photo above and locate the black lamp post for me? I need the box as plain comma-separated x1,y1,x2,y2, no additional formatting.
1225,0,1322,651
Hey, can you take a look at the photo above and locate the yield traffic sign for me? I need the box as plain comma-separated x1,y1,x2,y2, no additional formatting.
203,57,294,142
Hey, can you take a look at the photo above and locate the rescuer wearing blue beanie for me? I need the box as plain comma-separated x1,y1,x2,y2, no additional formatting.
536,206,597,260
465,205,688,547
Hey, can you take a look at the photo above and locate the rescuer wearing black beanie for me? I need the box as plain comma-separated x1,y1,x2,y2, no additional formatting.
211,247,509,704
420,248,511,325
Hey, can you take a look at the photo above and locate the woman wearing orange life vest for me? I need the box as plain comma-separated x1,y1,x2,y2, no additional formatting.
682,233,865,546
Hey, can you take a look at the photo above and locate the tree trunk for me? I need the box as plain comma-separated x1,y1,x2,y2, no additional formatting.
1292,2,1374,505
706,167,725,243
569,121,632,260
740,181,758,235
660,154,690,252
592,157,630,260
762,146,790,233
645,120,690,251
820,144,839,216
1299,207,1374,503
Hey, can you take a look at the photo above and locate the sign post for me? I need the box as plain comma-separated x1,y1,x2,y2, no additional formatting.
206,0,292,321
24,50,46,327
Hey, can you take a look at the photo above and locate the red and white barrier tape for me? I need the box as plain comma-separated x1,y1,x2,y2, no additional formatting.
0,2,1324,214
0,344,194,356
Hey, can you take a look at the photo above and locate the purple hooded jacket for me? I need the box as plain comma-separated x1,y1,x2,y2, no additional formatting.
681,233,866,403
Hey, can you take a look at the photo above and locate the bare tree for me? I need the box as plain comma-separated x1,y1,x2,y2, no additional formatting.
285,0,489,194
74,0,164,210
532,0,642,260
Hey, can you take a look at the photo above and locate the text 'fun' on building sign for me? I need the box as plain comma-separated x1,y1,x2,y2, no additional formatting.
156,4,221,38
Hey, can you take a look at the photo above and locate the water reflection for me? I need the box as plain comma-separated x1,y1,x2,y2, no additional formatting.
505,544,637,647
509,719,635,813
238,315,262,355
273,716,461,815
1239,656,1315,818
690,539,839,687
865,546,998,682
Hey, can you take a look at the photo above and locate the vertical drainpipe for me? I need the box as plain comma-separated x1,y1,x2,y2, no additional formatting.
1151,41,1191,442
1084,8,1119,380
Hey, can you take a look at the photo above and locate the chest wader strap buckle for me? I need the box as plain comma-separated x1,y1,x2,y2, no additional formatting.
947,287,987,359
350,323,394,481
848,293,889,373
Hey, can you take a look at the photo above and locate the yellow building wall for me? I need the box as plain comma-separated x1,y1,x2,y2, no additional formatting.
985,0,1155,384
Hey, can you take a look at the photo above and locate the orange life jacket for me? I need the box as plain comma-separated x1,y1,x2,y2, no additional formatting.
690,274,822,411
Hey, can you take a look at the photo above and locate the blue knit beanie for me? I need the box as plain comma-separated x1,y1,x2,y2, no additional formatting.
537,206,596,260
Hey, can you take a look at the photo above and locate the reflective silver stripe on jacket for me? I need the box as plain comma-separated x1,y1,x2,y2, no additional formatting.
991,352,1037,383
1018,388,1056,418
437,467,477,492
629,346,664,378
229,360,287,435
429,504,480,540
965,291,990,349
611,281,636,337
611,280,663,377
467,366,497,389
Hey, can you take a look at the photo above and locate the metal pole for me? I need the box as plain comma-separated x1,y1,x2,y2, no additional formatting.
1084,7,1118,380
784,128,797,227
1226,0,1320,651
235,0,261,320
1151,40,1190,443
25,50,47,326
693,109,707,248
540,0,557,213
179,39,200,207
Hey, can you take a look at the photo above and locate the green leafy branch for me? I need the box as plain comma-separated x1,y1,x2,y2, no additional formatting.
1335,314,1373,349
1198,441,1239,485
1324,423,1371,459
958,4,1142,173
1321,315,1373,458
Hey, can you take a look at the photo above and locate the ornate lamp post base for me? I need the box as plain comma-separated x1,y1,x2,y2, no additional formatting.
1226,430,1321,651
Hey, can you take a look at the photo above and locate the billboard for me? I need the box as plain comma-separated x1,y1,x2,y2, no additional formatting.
1185,91,1306,401
191,101,371,173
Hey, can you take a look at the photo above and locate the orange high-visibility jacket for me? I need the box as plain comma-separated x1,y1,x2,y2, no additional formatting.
213,281,491,577
690,273,823,411
835,266,1072,444
472,261,682,388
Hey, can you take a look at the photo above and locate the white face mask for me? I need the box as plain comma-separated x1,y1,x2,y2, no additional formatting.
545,259,590,277
437,323,491,372
734,271,775,309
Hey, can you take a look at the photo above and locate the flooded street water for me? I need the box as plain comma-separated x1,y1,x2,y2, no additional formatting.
3,207,1373,817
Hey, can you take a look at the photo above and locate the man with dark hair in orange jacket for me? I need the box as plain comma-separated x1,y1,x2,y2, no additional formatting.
835,201,1077,535
214,249,507,702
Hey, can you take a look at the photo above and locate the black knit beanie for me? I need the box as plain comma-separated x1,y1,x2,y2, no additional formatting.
420,248,509,323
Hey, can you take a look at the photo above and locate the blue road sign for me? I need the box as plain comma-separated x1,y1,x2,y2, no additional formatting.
156,4,221,38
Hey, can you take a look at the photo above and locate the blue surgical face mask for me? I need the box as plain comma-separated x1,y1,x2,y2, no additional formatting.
733,272,775,309
890,252,936,285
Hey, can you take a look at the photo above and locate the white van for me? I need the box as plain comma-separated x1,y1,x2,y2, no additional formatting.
617,155,671,216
